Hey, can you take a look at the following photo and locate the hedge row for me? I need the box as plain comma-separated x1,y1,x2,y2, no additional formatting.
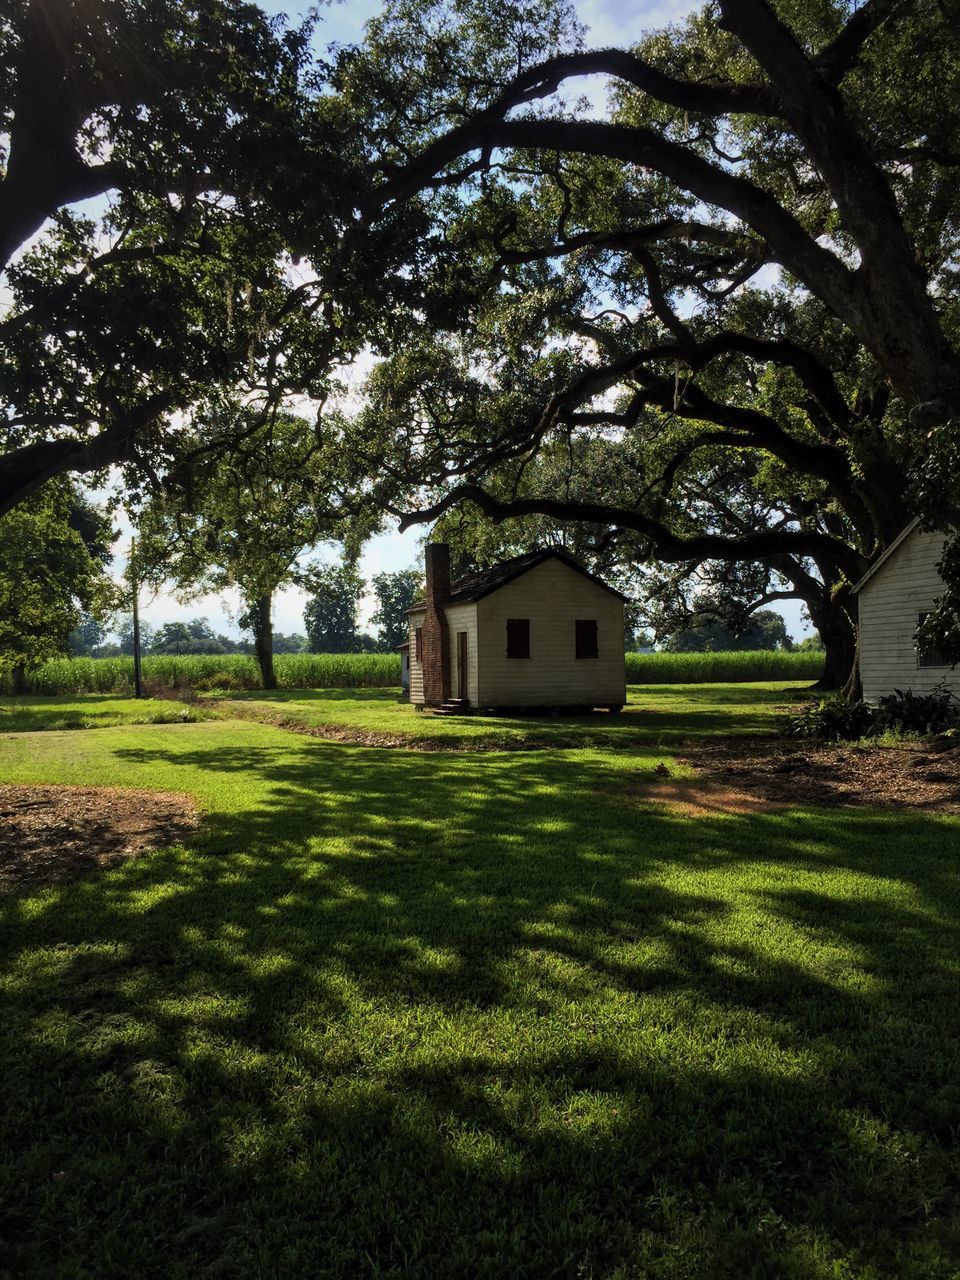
3,648,823,695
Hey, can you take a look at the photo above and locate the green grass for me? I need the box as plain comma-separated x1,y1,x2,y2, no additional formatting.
1,687,959,1277
221,681,813,749
0,694,216,733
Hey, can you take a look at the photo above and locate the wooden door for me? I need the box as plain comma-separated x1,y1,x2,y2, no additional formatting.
457,631,468,700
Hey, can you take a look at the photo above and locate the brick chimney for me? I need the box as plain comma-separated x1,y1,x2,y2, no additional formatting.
425,542,451,607
422,542,451,705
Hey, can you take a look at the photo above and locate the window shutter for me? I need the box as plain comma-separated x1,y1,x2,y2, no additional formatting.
415,627,423,662
575,619,599,659
506,619,530,659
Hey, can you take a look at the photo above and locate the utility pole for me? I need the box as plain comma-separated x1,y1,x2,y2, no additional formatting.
130,538,143,699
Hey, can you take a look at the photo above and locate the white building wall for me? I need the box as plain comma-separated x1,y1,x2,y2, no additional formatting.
858,528,960,700
475,559,626,707
407,608,425,704
408,604,479,705
444,602,480,706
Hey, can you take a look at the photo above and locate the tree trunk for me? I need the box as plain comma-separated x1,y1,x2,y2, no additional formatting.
808,591,858,693
250,592,277,690
11,663,26,695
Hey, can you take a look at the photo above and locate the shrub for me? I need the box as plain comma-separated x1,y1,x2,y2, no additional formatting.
786,695,875,742
874,685,960,735
786,685,960,742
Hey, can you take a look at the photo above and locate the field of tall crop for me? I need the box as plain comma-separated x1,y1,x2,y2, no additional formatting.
625,649,823,683
3,648,822,695
1,652,402,696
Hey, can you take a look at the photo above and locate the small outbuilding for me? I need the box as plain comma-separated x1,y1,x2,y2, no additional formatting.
407,543,627,711
854,518,960,700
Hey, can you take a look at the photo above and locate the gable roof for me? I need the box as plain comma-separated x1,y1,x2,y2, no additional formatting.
407,548,629,612
851,518,920,594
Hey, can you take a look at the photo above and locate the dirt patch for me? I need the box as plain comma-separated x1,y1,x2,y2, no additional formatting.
632,778,786,817
0,785,200,893
647,737,960,814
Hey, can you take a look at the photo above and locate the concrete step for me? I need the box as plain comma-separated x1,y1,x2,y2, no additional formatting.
434,698,472,716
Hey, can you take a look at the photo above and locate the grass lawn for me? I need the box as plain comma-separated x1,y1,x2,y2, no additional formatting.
1,686,959,1277
218,680,813,748
0,694,216,733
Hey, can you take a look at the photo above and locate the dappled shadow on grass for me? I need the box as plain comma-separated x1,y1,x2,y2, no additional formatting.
2,735,960,1276
0,695,208,734
219,689,797,752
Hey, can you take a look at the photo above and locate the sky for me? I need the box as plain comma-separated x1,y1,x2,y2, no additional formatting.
113,0,812,643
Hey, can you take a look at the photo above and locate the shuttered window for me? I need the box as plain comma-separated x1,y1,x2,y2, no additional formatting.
506,619,530,659
575,619,599,659
415,627,423,662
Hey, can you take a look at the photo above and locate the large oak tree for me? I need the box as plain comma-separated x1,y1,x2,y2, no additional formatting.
0,0,405,518
344,0,959,686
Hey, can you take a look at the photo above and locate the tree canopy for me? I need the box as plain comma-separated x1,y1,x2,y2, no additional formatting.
339,0,960,686
303,566,367,654
6,0,960,688
0,0,422,519
134,409,359,687
0,480,117,683
370,569,423,650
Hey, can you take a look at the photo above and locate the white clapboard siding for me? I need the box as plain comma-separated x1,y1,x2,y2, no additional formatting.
475,558,626,706
444,602,480,706
859,528,960,700
407,607,426,704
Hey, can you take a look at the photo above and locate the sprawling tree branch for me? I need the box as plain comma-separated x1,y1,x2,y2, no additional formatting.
517,333,857,494
815,0,911,82
434,48,779,130
496,219,770,269
0,396,173,518
718,0,955,403
397,483,863,575
378,119,858,327
374,3,960,413
0,2,142,269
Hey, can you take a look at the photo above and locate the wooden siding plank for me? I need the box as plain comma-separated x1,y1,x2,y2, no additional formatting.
475,559,625,706
858,529,960,700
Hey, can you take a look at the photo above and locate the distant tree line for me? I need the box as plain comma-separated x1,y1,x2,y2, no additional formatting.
67,568,424,663
663,610,794,654
302,567,421,654
71,617,307,659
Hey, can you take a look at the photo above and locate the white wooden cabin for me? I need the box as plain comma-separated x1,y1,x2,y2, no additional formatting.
854,518,960,701
407,544,627,710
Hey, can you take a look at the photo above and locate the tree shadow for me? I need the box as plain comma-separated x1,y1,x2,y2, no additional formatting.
2,734,959,1276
